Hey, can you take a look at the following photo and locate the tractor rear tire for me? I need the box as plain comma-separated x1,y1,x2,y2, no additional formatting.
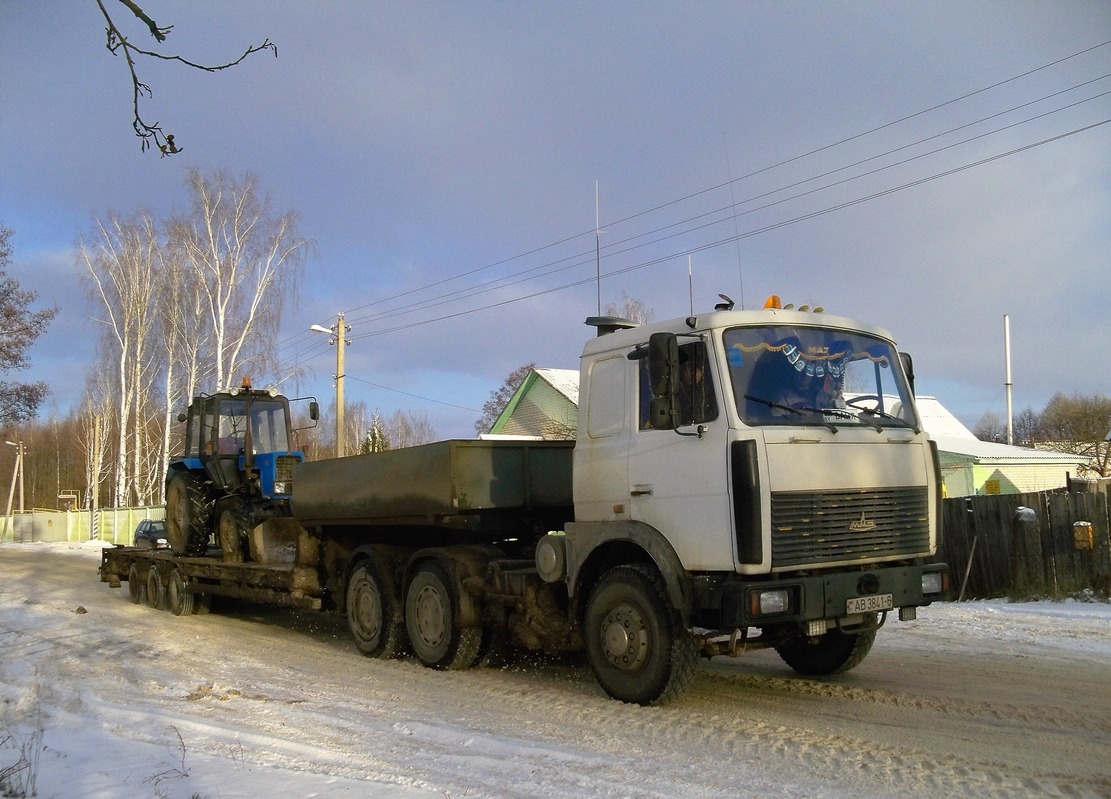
166,472,213,556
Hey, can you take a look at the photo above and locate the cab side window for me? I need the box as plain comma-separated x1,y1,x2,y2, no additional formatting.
639,341,718,429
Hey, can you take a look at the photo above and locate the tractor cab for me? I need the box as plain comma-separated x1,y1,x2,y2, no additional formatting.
179,381,297,493
166,381,316,557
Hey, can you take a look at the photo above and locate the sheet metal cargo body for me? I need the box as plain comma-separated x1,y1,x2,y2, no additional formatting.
101,297,948,705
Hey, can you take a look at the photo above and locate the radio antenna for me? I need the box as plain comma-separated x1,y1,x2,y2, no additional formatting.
723,134,746,309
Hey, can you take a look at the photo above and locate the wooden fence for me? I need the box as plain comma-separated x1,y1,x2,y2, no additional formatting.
939,489,1111,600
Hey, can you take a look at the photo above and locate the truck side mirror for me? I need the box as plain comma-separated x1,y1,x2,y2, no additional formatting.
648,332,679,430
309,401,320,422
899,352,915,396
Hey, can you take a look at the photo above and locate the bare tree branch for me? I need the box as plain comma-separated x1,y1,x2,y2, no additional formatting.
94,0,277,156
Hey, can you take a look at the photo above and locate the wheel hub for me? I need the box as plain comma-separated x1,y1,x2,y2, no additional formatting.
413,585,447,648
600,602,648,672
354,582,382,638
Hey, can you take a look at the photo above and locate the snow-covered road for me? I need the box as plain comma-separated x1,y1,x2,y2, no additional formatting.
2,541,1109,799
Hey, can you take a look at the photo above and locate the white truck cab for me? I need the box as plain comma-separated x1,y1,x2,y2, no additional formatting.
561,297,947,703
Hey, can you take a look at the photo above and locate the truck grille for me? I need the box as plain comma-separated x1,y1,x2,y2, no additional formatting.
770,486,930,567
275,456,299,482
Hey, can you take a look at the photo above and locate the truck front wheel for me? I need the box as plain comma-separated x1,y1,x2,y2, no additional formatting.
774,615,877,676
347,560,406,659
585,564,698,705
166,472,213,556
405,561,481,670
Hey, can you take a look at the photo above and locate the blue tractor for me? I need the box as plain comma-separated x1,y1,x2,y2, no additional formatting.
164,381,317,559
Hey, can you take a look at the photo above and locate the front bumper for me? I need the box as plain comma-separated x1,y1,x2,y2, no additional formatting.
716,562,949,629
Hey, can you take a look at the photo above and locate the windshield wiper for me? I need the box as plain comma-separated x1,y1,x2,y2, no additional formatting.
744,395,839,433
859,407,920,434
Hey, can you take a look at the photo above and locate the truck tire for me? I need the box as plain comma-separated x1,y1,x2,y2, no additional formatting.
405,561,482,670
145,566,166,610
585,564,699,706
166,472,213,556
167,568,195,616
347,560,406,659
128,563,145,604
774,615,877,676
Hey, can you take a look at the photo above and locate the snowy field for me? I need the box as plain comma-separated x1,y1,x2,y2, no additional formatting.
2,540,1110,799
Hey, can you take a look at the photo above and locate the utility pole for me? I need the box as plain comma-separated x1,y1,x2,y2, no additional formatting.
311,313,351,458
1004,314,1014,446
336,312,348,458
5,440,24,542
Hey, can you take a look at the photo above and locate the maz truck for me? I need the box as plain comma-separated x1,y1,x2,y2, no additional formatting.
101,294,949,705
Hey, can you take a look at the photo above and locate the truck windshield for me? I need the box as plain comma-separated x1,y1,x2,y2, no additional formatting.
723,325,918,430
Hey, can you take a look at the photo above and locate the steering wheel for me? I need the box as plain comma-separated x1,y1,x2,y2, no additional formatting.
844,394,882,410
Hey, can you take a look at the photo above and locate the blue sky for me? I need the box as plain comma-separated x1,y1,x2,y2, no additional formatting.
2,1,1109,438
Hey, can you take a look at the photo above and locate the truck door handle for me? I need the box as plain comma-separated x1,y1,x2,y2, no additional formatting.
630,486,653,496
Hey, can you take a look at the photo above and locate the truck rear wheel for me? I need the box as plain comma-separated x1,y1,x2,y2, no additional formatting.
585,564,698,706
166,472,213,556
347,560,406,659
405,561,481,670
167,568,195,616
774,615,877,676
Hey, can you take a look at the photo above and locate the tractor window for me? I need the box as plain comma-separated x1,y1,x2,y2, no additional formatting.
217,400,249,454
250,401,291,453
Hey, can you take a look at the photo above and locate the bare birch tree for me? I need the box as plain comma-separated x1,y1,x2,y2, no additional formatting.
80,212,164,506
388,409,436,449
153,233,212,503
79,370,114,514
173,168,310,392
604,292,653,325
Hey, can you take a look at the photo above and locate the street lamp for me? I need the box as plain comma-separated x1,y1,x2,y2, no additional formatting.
310,313,350,458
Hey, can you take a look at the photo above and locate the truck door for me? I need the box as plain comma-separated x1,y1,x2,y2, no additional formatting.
627,341,733,571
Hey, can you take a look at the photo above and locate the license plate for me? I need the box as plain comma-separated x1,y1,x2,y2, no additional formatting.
846,593,893,614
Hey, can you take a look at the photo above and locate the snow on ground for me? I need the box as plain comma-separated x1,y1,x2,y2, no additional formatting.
2,541,1110,799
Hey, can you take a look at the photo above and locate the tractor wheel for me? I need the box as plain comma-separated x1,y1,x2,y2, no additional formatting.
166,472,213,556
218,508,249,563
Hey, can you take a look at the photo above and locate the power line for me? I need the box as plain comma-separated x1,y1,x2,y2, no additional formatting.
333,90,1111,339
342,118,1110,341
308,38,1111,337
277,41,1111,402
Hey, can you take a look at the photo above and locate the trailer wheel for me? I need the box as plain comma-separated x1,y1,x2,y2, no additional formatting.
166,472,212,556
167,568,195,616
774,615,877,676
192,591,212,615
145,566,166,610
347,560,406,659
127,563,145,604
405,561,481,670
585,564,698,705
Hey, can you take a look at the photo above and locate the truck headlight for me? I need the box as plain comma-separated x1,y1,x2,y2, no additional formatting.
922,572,943,596
273,481,288,495
749,588,792,617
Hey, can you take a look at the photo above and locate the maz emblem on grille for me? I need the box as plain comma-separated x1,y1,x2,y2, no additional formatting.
849,513,876,533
